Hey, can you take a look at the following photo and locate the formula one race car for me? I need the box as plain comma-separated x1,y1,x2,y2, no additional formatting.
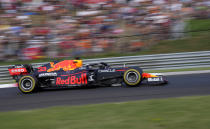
8,60,167,93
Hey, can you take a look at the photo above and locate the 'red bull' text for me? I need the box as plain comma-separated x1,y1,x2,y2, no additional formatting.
56,73,87,85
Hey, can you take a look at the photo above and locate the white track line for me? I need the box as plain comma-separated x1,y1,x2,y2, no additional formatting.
1,70,210,89
0,83,17,89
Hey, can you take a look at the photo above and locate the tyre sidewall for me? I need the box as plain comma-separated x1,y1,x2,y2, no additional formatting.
123,69,142,86
18,76,37,93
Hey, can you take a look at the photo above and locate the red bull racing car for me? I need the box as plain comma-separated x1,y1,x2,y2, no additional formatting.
8,60,167,93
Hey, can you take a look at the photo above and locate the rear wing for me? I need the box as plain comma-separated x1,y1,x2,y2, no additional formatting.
8,64,32,76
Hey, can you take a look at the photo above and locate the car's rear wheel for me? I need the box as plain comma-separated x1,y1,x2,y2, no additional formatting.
18,76,37,93
123,69,142,86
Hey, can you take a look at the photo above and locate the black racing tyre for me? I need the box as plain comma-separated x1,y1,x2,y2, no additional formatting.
123,69,142,86
18,75,38,93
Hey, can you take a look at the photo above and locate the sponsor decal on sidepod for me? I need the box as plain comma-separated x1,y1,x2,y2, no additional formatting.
56,73,87,85
47,60,78,72
98,69,115,73
38,73,57,77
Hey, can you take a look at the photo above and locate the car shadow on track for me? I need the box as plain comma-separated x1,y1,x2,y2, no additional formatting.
16,82,168,95
39,83,167,92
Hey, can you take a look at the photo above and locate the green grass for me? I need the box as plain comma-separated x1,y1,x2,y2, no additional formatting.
0,80,16,84
138,33,210,54
187,19,210,35
1,95,210,129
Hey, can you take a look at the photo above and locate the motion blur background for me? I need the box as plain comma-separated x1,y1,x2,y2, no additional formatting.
0,0,209,61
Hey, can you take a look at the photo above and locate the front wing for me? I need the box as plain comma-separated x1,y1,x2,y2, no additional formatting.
144,73,168,85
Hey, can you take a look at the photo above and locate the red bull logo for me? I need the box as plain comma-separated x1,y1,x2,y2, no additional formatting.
47,60,81,72
56,73,87,85
142,73,158,78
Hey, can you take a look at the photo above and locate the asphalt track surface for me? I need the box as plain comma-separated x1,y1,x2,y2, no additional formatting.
0,73,210,112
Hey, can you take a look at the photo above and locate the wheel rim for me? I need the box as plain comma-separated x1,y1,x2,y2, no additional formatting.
21,78,33,90
126,71,139,83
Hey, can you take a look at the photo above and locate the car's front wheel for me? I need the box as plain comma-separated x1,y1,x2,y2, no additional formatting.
18,76,38,93
123,69,142,86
